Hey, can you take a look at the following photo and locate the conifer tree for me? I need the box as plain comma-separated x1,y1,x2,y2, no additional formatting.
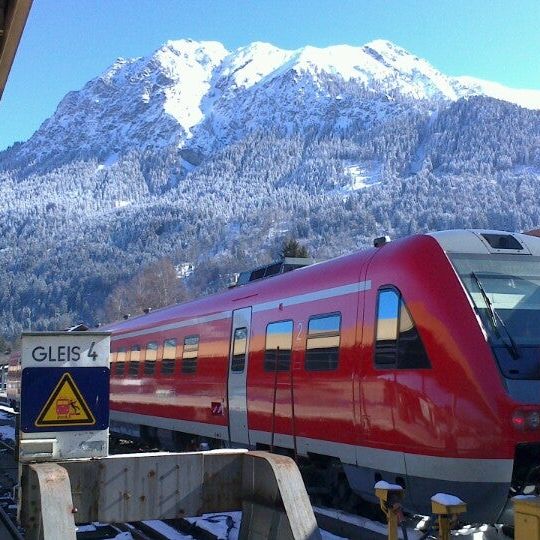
281,238,309,258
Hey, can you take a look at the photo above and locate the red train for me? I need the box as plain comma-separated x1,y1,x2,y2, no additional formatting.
104,229,540,523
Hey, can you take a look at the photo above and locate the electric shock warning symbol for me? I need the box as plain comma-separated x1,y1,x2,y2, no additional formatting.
35,372,96,427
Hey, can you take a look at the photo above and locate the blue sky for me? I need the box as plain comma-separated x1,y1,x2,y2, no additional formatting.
1,0,539,151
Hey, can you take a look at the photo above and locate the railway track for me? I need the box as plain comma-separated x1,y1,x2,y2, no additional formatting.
0,503,24,540
0,438,15,453
82,517,235,540
0,408,21,539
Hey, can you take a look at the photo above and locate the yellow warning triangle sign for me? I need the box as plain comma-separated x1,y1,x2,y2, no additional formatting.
36,372,96,427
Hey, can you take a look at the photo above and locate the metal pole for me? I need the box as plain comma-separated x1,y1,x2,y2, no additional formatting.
270,347,279,452
437,515,450,540
290,352,298,461
375,487,404,540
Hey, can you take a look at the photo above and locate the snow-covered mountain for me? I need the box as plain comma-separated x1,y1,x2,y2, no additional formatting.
0,39,539,337
4,38,539,170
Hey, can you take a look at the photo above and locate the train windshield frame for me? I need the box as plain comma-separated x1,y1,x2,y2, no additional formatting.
450,253,540,380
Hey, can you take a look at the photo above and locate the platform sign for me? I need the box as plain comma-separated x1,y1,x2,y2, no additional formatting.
19,332,111,462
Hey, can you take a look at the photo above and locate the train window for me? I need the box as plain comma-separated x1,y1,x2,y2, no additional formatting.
128,345,141,376
264,320,293,371
115,347,127,376
375,290,399,366
375,288,430,369
397,301,431,369
161,338,177,375
144,341,158,375
182,335,199,374
231,327,248,372
305,313,341,371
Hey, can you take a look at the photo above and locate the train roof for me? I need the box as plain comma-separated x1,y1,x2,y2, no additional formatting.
102,244,377,337
430,229,540,256
103,229,540,338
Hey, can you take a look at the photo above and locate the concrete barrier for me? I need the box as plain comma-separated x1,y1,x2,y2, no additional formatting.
19,449,321,540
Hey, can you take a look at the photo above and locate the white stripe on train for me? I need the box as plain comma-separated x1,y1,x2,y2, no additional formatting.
112,280,372,341
110,410,512,484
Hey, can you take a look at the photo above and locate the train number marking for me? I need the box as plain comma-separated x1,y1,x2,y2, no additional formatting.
296,322,303,341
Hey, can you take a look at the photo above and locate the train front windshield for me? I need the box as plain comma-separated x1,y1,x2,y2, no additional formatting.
451,253,540,380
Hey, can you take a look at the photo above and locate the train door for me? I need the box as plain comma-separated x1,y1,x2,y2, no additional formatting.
227,307,252,445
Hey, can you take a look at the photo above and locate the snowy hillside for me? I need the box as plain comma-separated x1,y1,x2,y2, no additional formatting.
0,39,539,336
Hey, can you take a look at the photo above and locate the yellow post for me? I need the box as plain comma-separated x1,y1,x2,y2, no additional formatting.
431,493,467,540
374,481,404,540
514,496,540,540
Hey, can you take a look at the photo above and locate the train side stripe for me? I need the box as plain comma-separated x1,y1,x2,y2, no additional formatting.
111,410,230,440
112,279,371,341
110,411,513,484
248,429,512,483
112,311,232,341
252,280,371,313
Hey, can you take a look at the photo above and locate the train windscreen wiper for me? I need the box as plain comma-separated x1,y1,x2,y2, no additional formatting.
471,272,520,360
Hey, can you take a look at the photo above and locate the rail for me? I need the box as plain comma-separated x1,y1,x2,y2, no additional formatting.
0,504,24,540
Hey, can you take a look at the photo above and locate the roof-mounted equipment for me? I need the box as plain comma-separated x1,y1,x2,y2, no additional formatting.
480,233,523,251
234,257,315,287
374,235,391,248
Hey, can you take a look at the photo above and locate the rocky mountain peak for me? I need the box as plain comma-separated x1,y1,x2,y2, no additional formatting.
2,38,540,172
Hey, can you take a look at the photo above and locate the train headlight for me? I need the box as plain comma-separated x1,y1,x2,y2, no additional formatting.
512,409,540,431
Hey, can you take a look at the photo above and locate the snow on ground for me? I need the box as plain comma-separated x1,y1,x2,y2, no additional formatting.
455,76,540,110
115,200,131,208
185,511,240,539
0,407,15,442
0,424,14,441
343,161,381,190
144,520,194,539
315,506,421,539
83,510,347,540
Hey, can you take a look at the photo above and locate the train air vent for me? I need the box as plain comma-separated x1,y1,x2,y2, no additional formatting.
234,257,315,287
374,235,391,248
481,234,523,251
